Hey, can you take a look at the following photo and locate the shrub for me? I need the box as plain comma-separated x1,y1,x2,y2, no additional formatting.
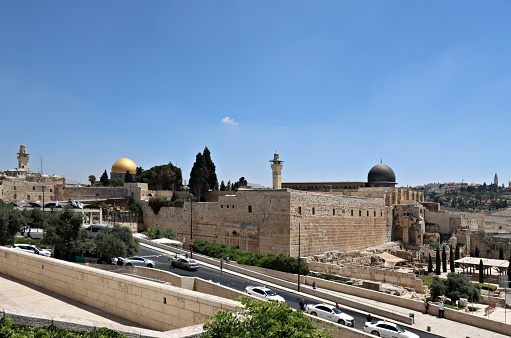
193,240,309,275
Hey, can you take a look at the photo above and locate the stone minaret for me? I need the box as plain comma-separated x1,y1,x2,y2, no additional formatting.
269,152,284,189
17,144,29,170
494,173,498,186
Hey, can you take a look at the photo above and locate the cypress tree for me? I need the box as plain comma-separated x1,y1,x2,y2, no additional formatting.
499,247,504,260
203,147,218,191
436,247,441,275
189,153,210,201
479,259,484,284
100,170,109,186
475,246,480,257
428,254,433,273
442,246,447,273
450,246,455,272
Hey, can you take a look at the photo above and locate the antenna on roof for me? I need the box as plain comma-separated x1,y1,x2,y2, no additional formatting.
380,157,382,164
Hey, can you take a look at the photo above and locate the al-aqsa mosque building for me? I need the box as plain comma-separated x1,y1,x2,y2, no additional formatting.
110,154,138,180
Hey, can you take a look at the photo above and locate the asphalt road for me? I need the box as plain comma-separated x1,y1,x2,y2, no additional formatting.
138,246,440,338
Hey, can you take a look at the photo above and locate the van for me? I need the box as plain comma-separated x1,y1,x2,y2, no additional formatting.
86,224,113,234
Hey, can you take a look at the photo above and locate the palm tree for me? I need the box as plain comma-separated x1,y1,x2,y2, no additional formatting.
88,175,96,186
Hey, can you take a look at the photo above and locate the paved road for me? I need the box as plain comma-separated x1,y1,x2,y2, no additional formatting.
138,246,440,338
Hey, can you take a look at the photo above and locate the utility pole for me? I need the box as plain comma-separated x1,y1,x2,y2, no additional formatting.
190,196,193,259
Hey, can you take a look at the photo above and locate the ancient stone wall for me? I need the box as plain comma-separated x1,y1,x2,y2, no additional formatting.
0,180,58,202
141,189,389,256
470,232,511,258
55,185,129,201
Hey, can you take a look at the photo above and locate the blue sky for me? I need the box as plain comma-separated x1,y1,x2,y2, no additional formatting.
1,1,511,187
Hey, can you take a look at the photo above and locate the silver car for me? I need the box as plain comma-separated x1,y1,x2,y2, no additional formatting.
308,304,354,326
122,256,156,268
245,285,286,302
13,244,51,257
174,257,199,270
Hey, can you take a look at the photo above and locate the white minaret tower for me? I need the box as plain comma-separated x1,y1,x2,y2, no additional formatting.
17,144,29,170
269,151,284,189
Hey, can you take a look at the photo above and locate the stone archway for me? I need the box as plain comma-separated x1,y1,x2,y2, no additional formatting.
393,225,404,242
408,225,417,245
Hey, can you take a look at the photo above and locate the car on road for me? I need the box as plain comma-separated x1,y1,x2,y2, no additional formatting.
308,303,355,326
122,256,156,268
244,285,286,302
13,244,51,257
174,257,199,270
364,321,419,337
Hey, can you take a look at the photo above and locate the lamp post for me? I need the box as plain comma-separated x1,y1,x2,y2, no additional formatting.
190,195,193,259
297,222,301,292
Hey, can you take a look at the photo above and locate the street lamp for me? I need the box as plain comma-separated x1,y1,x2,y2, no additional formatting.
190,194,193,259
298,222,301,292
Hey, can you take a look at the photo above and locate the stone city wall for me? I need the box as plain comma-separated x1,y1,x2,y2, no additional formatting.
0,247,242,332
470,231,511,259
306,261,427,293
0,180,58,203
141,189,390,256
55,185,129,201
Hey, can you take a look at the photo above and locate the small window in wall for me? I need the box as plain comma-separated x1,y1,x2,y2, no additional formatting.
359,210,362,217
27,195,30,200
367,211,369,217
232,205,234,209
298,207,302,215
50,189,52,192
14,194,17,199
221,205,223,208
227,205,229,208
14,186,16,191
38,196,41,200
33,186,35,190
342,209,345,214
312,207,315,215
351,210,353,216
333,209,336,216
374,211,376,217
381,211,383,217
248,205,252,213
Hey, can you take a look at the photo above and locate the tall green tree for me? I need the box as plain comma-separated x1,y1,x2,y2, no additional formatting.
442,246,447,273
189,152,210,201
92,224,140,261
124,170,133,183
220,180,226,191
203,147,218,191
455,245,460,261
0,200,26,245
99,170,109,186
436,247,441,275
88,175,96,186
428,253,433,273
44,202,83,259
203,296,332,338
450,246,455,272
479,259,484,284
137,163,182,190
475,246,480,257
499,247,504,260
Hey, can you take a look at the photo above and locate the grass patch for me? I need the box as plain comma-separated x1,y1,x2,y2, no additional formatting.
479,283,497,291
417,274,441,288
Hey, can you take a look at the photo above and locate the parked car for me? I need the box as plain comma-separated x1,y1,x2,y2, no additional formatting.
308,303,354,326
364,321,419,337
122,256,156,268
244,285,286,302
174,257,199,270
13,244,51,257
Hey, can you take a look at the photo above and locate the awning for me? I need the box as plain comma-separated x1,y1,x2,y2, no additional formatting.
151,238,184,246
376,252,406,268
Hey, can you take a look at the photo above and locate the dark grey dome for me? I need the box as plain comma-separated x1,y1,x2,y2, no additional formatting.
368,164,396,183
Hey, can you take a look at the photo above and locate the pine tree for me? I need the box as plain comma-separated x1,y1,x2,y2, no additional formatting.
220,180,226,191
428,254,433,273
124,170,133,183
442,246,447,273
100,170,109,186
436,247,441,275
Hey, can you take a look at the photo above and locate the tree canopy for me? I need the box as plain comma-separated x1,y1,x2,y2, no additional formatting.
203,296,332,338
0,200,26,245
189,152,210,201
203,147,218,191
136,162,183,190
430,273,481,302
44,202,84,259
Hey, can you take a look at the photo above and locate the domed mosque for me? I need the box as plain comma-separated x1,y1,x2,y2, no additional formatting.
110,154,138,180
367,162,396,187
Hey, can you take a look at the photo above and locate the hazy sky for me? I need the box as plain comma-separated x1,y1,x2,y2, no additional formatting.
1,1,511,187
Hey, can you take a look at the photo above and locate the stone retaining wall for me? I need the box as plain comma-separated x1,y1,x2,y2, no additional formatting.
0,247,242,332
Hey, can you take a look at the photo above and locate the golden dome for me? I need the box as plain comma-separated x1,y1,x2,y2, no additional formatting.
111,156,138,174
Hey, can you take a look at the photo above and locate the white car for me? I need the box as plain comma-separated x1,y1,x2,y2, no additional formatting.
364,321,419,338
121,256,156,268
308,303,355,326
245,285,286,302
13,244,51,257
